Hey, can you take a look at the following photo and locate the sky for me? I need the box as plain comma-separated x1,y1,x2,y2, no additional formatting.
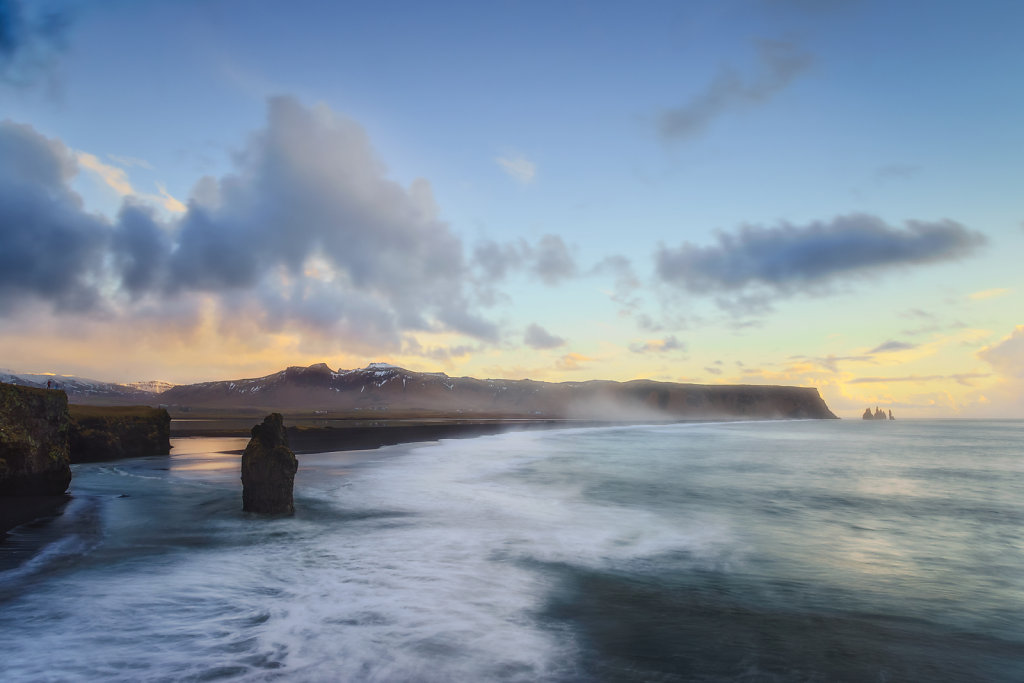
1,0,1022,418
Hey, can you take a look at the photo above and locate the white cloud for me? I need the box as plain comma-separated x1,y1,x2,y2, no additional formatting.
969,288,1009,301
76,151,186,213
495,154,536,183
978,325,1024,378
107,154,154,170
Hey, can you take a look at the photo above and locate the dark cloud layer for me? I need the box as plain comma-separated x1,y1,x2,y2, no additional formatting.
656,214,986,300
0,99,499,347
0,0,70,85
659,40,813,140
0,119,107,311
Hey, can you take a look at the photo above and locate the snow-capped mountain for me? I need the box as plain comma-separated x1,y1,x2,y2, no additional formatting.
0,370,168,404
157,362,836,419
1,362,836,418
125,380,178,393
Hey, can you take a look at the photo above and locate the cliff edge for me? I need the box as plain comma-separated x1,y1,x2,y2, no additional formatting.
68,405,171,463
0,382,72,496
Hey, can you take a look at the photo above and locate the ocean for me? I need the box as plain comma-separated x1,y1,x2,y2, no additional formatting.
1,420,1022,681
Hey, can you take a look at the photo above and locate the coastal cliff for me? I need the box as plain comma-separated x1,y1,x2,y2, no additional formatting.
160,362,839,420
68,405,171,463
0,382,72,496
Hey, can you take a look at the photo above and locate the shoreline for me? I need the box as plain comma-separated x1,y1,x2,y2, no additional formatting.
173,417,648,454
3,416,826,536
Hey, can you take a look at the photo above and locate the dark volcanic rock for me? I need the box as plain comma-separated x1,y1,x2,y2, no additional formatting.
0,382,72,496
241,413,298,514
69,406,171,463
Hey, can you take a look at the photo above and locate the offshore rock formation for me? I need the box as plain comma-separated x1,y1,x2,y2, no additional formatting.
862,406,894,420
241,413,298,514
0,382,72,496
68,406,171,463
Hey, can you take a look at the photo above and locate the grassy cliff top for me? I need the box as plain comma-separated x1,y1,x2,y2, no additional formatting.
69,405,167,419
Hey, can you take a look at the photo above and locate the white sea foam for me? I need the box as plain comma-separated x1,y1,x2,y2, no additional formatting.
0,424,738,680
4,419,1024,681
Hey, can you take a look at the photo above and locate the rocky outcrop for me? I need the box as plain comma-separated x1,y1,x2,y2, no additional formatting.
862,406,893,421
241,413,298,514
68,406,171,463
0,382,72,496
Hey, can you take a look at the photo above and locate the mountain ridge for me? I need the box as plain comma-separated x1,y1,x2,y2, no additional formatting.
157,362,839,420
2,363,839,420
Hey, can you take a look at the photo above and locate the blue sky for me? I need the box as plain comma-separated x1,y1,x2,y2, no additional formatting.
1,0,1022,417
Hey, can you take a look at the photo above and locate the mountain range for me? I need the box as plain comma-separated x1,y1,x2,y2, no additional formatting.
2,363,837,420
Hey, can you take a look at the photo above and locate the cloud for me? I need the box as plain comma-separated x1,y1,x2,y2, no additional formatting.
400,336,477,362
655,214,986,305
704,366,723,376
593,255,643,312
76,151,134,195
0,0,71,86
848,373,989,387
77,150,186,213
472,233,577,287
659,39,813,140
495,154,536,183
869,340,917,354
977,325,1024,378
473,239,528,282
107,154,154,170
629,335,685,354
531,234,577,285
969,288,1009,300
874,163,921,183
166,97,497,341
155,182,186,212
0,98,503,349
0,119,109,311
592,255,639,293
555,352,592,371
788,353,872,372
523,323,565,350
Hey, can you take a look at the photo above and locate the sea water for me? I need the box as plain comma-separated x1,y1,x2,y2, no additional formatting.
1,420,1022,681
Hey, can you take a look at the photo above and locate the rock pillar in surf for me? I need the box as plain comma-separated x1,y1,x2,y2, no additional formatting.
241,413,298,514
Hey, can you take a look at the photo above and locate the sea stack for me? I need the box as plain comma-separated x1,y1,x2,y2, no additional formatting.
241,413,298,514
0,382,72,496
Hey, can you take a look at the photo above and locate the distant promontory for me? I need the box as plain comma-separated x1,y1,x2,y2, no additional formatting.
157,362,838,421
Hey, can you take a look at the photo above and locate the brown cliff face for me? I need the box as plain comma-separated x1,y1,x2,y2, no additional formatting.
0,382,72,496
68,405,171,463
241,413,298,514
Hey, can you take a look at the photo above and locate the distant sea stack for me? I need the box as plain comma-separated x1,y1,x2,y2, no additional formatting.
241,413,298,514
862,406,894,420
68,405,171,463
0,382,72,496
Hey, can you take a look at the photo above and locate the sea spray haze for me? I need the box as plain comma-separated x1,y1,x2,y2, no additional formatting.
1,419,1022,680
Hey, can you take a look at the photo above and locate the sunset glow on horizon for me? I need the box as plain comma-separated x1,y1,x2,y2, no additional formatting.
2,0,1022,418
